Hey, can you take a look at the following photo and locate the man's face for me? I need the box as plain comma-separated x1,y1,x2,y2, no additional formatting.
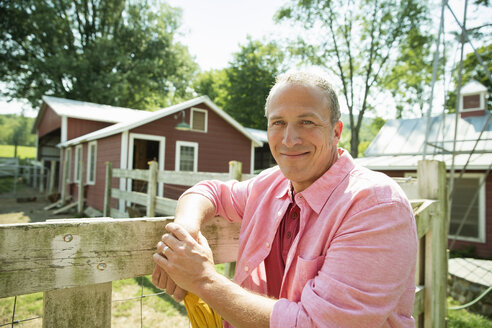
266,84,342,192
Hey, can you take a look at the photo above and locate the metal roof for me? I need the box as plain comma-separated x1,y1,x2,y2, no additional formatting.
33,96,151,133
365,112,492,156
358,111,492,170
58,96,263,148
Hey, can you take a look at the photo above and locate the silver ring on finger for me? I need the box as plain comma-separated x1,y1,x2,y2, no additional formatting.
162,245,169,257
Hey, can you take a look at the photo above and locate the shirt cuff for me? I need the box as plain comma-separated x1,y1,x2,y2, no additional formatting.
270,299,298,328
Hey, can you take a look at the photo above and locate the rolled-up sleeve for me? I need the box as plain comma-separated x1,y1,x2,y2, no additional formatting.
271,200,417,328
181,178,253,223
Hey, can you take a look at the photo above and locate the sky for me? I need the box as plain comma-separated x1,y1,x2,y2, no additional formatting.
1,0,490,118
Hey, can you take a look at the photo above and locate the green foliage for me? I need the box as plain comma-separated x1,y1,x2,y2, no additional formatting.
0,145,36,158
0,114,36,149
448,297,492,328
0,0,198,110
276,0,431,157
193,38,286,129
339,116,386,157
446,44,492,112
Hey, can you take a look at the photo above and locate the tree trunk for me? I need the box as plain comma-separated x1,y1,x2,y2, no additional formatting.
350,129,360,158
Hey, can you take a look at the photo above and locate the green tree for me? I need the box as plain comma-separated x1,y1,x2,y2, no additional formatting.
382,27,435,118
0,0,197,110
446,43,492,112
226,38,286,129
193,69,229,109
193,38,285,129
276,0,430,157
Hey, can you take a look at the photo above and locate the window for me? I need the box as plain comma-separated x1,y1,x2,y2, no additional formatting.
449,174,486,242
176,141,198,172
191,108,207,132
405,172,486,243
65,147,72,182
86,141,97,185
74,145,83,183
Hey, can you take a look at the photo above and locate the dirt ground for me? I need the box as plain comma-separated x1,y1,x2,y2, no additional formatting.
0,185,77,225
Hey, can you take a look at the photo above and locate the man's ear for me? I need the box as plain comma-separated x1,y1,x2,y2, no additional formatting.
333,121,343,145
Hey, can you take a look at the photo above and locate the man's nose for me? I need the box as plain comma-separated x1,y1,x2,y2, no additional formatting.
282,124,302,147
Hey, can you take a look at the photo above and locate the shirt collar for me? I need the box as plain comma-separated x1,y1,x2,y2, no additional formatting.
298,148,355,214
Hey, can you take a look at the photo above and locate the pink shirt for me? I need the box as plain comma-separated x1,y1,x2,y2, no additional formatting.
184,149,418,327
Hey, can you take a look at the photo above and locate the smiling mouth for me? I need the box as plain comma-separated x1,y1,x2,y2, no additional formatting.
280,152,309,157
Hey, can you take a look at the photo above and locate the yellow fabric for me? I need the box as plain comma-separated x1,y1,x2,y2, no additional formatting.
184,292,223,328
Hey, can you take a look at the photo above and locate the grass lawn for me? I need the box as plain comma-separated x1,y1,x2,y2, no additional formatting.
1,288,491,327
0,145,36,159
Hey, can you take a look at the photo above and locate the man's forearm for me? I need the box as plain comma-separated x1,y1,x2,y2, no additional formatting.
195,270,276,328
174,193,216,239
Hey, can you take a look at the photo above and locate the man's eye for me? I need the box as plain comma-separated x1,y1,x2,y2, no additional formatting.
302,120,314,125
271,121,284,126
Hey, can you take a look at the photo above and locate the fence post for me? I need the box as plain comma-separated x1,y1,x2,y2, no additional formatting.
49,160,56,195
418,160,448,328
40,160,45,193
78,160,84,214
61,154,69,203
103,162,112,217
33,164,38,189
43,282,112,328
224,161,242,278
146,161,158,217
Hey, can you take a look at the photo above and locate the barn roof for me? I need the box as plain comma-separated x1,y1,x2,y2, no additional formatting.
33,96,151,133
356,111,492,170
58,96,263,147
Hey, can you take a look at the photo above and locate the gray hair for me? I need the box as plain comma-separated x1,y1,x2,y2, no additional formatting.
265,71,341,125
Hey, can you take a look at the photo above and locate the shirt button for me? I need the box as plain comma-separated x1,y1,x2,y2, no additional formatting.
287,232,292,239
277,210,282,217
266,242,270,248
292,213,298,219
245,266,249,272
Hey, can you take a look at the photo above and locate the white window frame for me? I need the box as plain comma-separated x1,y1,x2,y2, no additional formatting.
190,108,208,133
74,145,83,183
460,93,485,112
65,147,72,183
86,141,97,185
127,133,165,197
175,141,198,172
405,171,486,243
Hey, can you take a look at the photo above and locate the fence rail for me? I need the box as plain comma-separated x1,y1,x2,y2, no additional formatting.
104,160,245,217
0,160,447,327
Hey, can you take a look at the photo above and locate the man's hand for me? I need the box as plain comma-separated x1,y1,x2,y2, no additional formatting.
151,259,187,302
152,223,217,297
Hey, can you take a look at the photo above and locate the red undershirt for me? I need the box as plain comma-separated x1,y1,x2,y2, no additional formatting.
264,200,301,298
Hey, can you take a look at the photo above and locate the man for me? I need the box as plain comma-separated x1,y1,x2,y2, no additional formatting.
152,71,418,327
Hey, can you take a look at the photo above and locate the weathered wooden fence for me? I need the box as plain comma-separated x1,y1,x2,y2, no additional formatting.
103,160,254,218
0,160,447,327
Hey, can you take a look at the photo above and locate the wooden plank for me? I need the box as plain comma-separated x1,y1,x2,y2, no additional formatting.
414,200,438,239
154,196,178,215
394,177,419,200
43,282,112,328
53,202,77,215
103,162,112,217
77,161,84,214
147,161,157,217
84,206,102,218
418,160,448,328
112,168,149,181
157,170,230,186
0,216,240,298
111,188,147,207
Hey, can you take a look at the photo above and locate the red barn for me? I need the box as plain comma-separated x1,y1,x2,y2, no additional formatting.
57,96,262,214
32,96,151,187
